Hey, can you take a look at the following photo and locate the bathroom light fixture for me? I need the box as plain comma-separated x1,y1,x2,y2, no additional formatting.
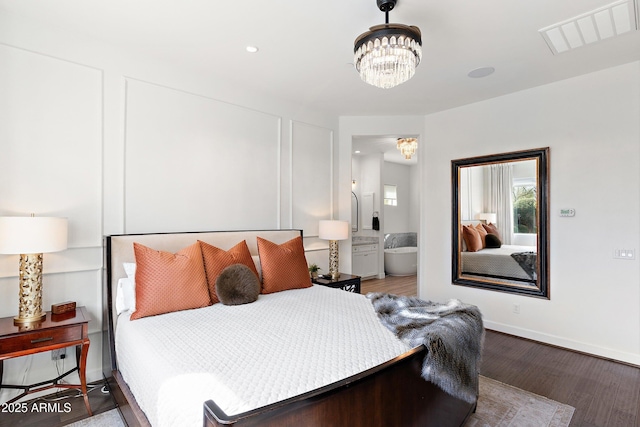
319,220,349,280
397,137,418,159
0,215,68,324
354,0,422,89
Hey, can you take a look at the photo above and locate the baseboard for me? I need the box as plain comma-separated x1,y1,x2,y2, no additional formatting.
484,321,640,367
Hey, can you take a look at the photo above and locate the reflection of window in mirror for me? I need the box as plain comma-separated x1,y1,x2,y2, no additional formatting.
384,184,397,206
511,160,537,247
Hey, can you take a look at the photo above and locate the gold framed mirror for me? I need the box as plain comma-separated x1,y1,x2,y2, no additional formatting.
451,148,549,298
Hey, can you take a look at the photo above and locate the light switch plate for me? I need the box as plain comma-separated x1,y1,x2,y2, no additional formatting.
614,249,635,260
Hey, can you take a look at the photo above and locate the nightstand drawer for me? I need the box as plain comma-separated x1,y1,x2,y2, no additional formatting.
0,325,83,355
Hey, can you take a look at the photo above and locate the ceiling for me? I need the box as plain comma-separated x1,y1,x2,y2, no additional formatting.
1,0,639,165
1,0,639,118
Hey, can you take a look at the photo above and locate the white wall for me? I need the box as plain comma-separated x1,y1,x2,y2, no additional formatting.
0,11,338,401
422,62,640,365
383,162,413,234
409,164,420,232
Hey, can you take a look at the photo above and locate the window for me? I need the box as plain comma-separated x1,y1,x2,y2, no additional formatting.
512,178,536,234
384,184,397,206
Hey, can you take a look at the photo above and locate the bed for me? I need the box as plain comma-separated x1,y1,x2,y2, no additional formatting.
461,244,537,284
102,229,477,427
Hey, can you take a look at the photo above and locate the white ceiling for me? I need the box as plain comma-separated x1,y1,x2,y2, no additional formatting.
1,0,639,163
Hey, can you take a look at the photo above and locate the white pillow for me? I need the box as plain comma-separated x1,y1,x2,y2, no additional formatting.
123,262,136,278
115,277,136,315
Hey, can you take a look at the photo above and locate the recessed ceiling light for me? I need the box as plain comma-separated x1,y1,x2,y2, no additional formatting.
354,150,361,154
246,46,259,53
467,67,495,78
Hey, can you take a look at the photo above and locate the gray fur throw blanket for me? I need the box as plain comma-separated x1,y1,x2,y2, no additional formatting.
368,293,484,403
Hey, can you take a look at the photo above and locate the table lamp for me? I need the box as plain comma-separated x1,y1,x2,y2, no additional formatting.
318,220,349,280
476,213,497,224
0,216,68,324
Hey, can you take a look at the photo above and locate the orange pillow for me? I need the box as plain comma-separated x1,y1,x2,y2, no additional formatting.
482,222,501,241
257,236,312,294
131,242,211,320
199,240,260,304
462,225,483,252
475,223,488,248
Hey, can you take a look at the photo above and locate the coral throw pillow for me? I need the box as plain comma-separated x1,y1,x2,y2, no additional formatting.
482,223,501,241
462,225,483,252
257,236,312,294
130,242,211,320
199,240,260,304
475,223,488,248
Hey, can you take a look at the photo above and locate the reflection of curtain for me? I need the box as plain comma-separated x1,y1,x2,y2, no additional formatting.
485,164,513,244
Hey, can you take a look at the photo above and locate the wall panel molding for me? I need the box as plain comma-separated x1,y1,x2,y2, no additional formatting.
290,121,334,237
0,44,103,248
123,78,282,233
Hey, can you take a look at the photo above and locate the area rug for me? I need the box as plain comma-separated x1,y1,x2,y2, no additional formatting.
465,376,575,427
69,376,574,427
67,409,125,427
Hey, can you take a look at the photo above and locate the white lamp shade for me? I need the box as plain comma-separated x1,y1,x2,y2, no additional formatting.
476,213,497,224
318,220,349,241
0,217,68,254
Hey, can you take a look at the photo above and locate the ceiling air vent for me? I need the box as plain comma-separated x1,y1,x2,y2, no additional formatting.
539,0,639,54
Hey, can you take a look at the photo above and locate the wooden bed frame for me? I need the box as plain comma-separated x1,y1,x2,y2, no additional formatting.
102,229,476,427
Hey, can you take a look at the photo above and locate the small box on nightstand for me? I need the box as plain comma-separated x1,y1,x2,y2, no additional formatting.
51,301,76,315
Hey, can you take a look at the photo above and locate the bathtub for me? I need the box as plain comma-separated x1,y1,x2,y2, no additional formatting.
384,246,417,276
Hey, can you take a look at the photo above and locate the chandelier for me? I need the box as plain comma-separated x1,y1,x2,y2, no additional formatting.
354,0,422,89
397,138,418,159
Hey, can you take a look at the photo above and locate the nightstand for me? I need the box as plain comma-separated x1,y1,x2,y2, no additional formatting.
0,306,92,416
312,273,361,293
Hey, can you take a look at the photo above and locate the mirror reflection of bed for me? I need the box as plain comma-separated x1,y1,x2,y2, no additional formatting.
460,220,537,289
452,148,549,298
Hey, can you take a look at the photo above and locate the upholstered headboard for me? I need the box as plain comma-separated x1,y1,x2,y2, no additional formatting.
102,229,302,376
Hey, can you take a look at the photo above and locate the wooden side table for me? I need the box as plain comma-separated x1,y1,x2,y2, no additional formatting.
312,273,361,293
0,306,92,415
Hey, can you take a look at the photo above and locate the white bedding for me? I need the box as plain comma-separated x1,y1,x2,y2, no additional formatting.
116,285,412,427
461,245,536,281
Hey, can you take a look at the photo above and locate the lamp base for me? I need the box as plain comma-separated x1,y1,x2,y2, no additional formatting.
328,240,340,280
14,312,46,324
14,253,46,324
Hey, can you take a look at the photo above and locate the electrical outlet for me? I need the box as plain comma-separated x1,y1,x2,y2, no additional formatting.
512,304,520,314
51,349,66,361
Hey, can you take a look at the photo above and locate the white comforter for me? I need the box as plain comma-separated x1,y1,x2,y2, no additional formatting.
116,285,411,427
461,245,536,281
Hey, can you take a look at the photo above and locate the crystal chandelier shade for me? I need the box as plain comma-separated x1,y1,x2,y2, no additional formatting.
397,137,418,159
354,0,422,89
354,24,422,89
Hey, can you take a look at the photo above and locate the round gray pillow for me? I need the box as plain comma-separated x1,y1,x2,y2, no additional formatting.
485,233,502,248
215,264,260,306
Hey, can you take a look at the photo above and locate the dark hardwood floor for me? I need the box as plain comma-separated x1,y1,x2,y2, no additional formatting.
361,274,418,296
3,275,638,426
482,330,640,427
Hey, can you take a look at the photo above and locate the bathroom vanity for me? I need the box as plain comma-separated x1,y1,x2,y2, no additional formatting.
352,241,379,279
